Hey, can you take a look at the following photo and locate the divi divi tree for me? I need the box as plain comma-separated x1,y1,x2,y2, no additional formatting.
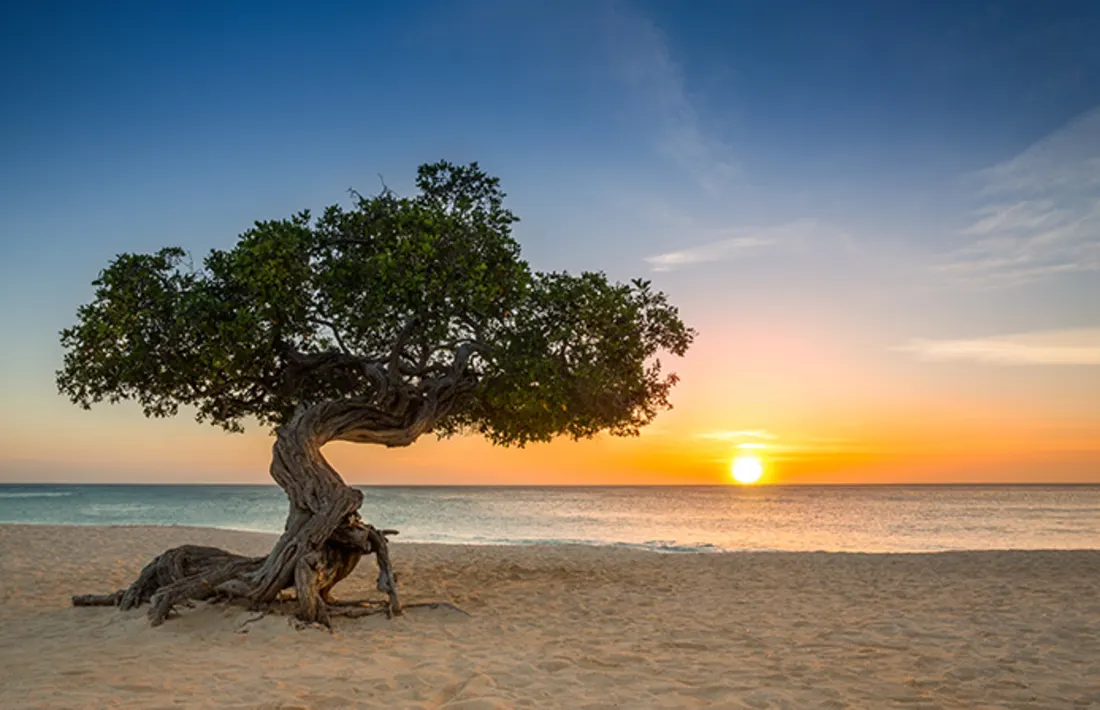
58,162,694,626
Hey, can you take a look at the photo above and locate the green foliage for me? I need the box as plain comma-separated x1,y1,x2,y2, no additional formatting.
58,161,695,445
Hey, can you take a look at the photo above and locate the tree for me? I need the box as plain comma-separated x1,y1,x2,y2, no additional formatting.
59,161,695,626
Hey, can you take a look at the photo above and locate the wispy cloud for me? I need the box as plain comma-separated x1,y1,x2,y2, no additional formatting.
939,107,1100,287
695,430,871,458
609,3,736,194
646,235,772,272
645,218,847,271
898,328,1100,366
695,429,778,442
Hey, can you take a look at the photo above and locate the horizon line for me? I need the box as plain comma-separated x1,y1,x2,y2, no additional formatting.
2,481,1099,488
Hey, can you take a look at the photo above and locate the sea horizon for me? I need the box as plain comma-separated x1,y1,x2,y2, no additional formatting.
4,483,1098,554
4,481,1100,487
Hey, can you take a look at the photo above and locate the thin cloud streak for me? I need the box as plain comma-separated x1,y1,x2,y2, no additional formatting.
695,430,778,441
646,235,773,271
695,430,872,458
609,3,737,194
644,219,846,271
939,107,1100,287
898,328,1100,366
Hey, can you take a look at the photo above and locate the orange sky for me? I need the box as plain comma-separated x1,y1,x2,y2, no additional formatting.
2,320,1097,485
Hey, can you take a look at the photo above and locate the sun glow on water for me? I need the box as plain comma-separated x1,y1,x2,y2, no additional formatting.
731,455,764,485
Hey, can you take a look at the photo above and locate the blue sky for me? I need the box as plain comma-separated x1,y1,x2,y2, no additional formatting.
2,0,1098,483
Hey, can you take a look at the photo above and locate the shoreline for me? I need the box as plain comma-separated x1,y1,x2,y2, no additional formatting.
2,524,1099,708
1,522,1098,555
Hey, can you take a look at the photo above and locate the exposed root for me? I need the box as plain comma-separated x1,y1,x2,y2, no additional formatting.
367,525,401,615
325,599,470,619
331,605,389,619
148,556,264,627
74,586,467,627
235,612,269,634
72,590,124,607
72,522,406,628
122,545,264,613
404,601,470,616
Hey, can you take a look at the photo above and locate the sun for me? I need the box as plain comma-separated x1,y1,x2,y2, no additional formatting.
731,455,764,485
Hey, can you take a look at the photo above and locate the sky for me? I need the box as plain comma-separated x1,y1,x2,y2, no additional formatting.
1,0,1099,485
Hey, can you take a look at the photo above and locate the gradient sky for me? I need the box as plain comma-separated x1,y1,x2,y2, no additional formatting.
2,0,1099,485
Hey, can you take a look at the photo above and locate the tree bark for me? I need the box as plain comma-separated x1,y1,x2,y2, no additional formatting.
73,399,415,626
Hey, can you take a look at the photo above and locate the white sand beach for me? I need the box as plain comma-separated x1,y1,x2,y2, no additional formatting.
1,524,1098,709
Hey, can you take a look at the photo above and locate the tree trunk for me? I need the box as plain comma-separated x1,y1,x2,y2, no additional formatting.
73,401,408,626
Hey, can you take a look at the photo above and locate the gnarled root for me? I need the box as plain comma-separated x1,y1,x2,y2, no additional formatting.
73,519,401,627
147,553,265,626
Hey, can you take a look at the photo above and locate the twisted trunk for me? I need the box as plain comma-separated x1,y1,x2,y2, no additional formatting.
73,398,430,626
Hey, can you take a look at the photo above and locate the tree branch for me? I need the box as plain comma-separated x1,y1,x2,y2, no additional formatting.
307,316,352,355
388,318,418,377
384,317,420,408
279,345,387,402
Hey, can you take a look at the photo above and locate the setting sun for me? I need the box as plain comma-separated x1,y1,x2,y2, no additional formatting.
731,455,764,485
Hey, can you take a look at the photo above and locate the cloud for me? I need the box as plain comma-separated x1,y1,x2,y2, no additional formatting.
644,218,847,271
898,328,1100,366
694,430,871,458
645,235,772,271
695,429,778,441
939,107,1100,287
608,3,736,194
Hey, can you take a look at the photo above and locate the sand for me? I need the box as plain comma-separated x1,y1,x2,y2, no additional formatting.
1,525,1098,709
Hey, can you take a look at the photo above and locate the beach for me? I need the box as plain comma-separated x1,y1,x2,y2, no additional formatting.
1,524,1098,709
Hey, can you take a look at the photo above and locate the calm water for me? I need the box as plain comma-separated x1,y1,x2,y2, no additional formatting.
1,484,1098,553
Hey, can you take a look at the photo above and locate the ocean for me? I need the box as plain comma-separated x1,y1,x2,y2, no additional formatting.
1,484,1098,553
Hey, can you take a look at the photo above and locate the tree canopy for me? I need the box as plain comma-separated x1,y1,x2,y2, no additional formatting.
57,161,695,448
